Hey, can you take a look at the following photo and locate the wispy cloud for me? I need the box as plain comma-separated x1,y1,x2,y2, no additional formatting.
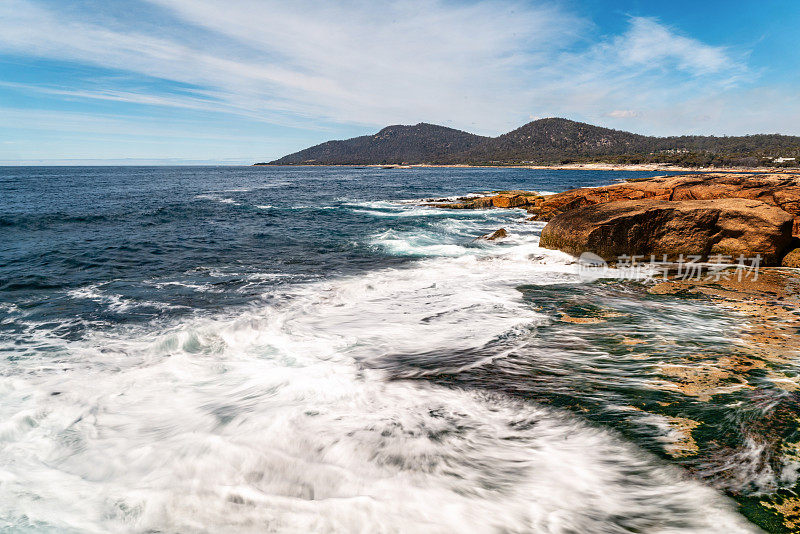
0,0,795,161
613,17,735,75
605,110,640,119
527,15,754,133
0,0,585,134
140,0,585,131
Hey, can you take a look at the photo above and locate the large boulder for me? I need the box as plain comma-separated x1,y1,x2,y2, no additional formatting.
492,195,527,208
783,248,800,268
782,239,800,267
539,199,794,265
527,173,800,236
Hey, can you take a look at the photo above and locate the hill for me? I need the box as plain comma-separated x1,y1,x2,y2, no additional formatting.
452,118,651,163
259,118,800,167
264,123,488,165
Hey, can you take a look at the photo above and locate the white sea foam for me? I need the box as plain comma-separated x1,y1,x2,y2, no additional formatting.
0,210,756,533
68,284,137,313
285,205,338,210
347,200,499,219
256,181,291,189
193,194,239,206
67,284,183,313
145,280,218,293
353,207,462,218
0,302,22,323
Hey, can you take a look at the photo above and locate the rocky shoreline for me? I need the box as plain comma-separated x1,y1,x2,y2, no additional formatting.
643,268,800,531
424,172,800,531
425,172,800,266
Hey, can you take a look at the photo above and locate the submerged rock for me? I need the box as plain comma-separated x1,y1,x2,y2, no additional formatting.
539,199,794,265
478,228,508,241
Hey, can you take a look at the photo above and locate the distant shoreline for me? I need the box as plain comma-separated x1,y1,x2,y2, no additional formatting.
255,162,796,173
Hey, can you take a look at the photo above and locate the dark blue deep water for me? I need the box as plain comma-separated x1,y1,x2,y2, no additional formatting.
0,166,643,339
0,166,779,533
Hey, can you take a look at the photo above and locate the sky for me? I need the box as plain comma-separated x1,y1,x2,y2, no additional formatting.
1,0,799,164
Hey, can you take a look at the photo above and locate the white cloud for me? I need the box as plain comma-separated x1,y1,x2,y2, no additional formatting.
0,0,585,134
606,110,639,118
614,17,733,75
140,0,586,133
0,0,794,152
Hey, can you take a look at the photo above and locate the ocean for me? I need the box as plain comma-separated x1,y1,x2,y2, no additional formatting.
0,166,784,532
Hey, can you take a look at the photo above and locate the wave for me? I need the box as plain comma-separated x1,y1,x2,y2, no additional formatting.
0,224,756,532
363,201,550,260
194,194,240,206
67,283,184,314
347,199,512,219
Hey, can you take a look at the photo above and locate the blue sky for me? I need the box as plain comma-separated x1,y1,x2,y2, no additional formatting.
1,0,798,164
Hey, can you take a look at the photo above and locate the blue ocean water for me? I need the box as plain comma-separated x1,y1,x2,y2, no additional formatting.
0,166,767,532
0,166,648,341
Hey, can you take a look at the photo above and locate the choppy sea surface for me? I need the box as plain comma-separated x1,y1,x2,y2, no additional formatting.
1,166,797,533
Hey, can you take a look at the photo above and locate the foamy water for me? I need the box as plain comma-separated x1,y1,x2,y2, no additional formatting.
7,166,783,532
0,197,758,533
